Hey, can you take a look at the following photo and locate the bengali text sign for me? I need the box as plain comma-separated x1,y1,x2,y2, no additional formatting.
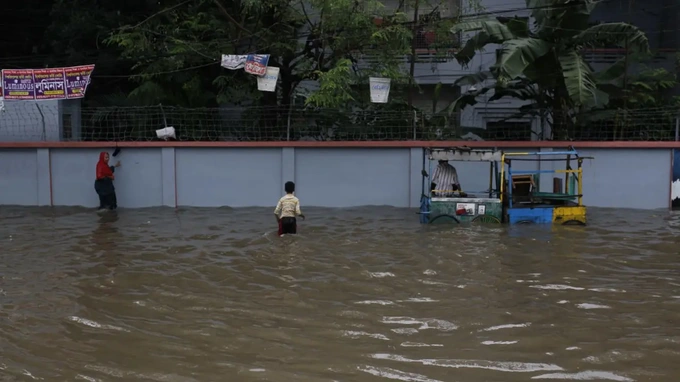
0,64,94,101
2,69,36,100
33,68,66,100
65,65,94,99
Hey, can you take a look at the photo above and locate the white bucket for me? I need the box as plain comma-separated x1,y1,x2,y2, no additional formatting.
257,67,279,92
156,126,176,140
369,77,391,103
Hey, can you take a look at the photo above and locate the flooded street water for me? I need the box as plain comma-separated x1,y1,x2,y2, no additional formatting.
1,206,680,382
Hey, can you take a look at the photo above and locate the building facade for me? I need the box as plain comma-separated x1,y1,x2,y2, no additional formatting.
354,0,679,139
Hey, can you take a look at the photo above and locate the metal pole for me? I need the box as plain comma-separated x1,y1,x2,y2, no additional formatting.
421,148,426,197
413,110,417,140
286,92,294,141
675,113,679,141
407,0,420,108
488,161,493,198
159,103,168,128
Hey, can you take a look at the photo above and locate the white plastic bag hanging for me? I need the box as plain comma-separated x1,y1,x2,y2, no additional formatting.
369,77,391,103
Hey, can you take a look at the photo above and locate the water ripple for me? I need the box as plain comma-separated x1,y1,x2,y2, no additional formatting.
0,206,679,380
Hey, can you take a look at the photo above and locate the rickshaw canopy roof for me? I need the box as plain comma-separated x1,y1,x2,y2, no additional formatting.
427,147,502,162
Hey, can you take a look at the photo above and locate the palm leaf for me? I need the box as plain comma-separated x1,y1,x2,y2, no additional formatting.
532,0,598,39
558,50,601,107
444,87,492,116
586,89,610,109
497,16,530,38
495,38,553,83
454,31,492,66
450,18,494,33
573,22,650,54
594,57,627,85
454,19,520,66
481,19,520,41
453,71,492,87
525,0,549,31
488,81,540,102
452,18,520,39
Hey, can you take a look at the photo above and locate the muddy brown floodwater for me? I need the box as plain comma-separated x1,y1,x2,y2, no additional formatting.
1,206,680,381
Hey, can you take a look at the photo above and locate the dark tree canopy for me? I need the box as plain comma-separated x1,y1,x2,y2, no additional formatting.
1,0,468,109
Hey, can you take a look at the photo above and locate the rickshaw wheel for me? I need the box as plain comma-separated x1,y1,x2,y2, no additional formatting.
471,215,501,224
562,219,586,226
429,215,460,224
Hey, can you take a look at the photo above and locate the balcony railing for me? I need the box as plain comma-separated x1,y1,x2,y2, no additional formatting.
582,48,677,65
353,26,460,66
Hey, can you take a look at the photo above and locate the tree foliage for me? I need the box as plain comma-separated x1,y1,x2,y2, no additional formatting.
103,0,470,109
2,0,481,140
576,53,680,140
448,0,651,139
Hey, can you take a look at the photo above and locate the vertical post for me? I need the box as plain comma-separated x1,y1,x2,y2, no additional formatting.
159,103,168,127
507,160,513,209
565,154,571,194
421,148,426,197
287,92,294,141
160,148,177,208
577,158,583,206
36,148,53,206
488,161,493,198
674,114,678,210
407,0,420,108
413,110,417,140
499,154,505,203
428,154,433,198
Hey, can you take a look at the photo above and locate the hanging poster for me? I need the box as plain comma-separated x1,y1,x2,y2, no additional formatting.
244,54,270,76
1,64,94,101
369,77,391,103
64,65,94,99
221,54,248,70
257,67,279,92
2,69,35,100
34,68,66,100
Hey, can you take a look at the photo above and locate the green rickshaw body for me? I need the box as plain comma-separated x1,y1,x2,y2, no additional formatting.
419,147,503,225
429,197,503,224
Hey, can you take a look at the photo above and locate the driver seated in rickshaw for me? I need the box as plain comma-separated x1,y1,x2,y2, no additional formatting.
423,160,467,197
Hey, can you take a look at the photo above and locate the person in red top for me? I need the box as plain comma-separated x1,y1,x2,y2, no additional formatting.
95,152,121,211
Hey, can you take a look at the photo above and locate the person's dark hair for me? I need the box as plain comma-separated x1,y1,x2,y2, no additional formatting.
285,181,295,194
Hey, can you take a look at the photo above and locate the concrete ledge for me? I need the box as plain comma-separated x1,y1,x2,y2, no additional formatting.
1,141,680,149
